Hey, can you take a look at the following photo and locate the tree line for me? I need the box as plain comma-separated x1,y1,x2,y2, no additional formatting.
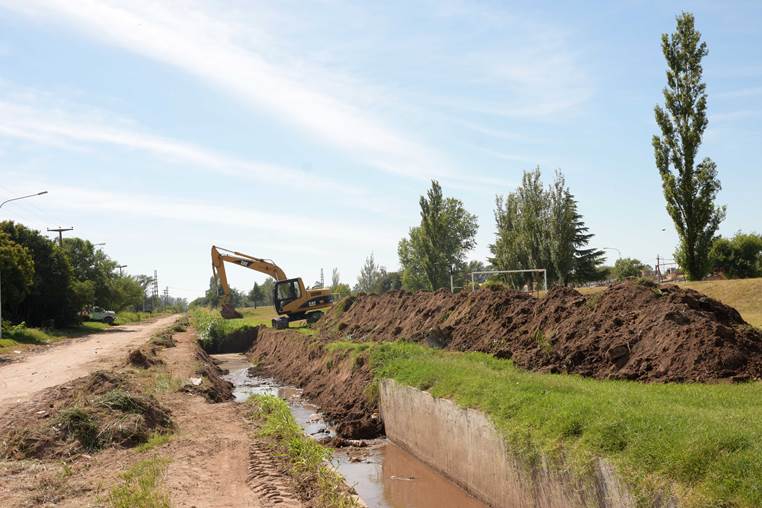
1,221,180,329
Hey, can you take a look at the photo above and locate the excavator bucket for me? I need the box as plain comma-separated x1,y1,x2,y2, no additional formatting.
221,304,243,319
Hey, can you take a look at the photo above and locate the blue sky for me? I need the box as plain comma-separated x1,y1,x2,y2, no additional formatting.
0,1,760,300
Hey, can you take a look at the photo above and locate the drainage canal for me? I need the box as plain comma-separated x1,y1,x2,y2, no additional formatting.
212,353,487,508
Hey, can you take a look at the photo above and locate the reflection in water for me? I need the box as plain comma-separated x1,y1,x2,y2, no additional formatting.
213,353,486,508
382,443,486,508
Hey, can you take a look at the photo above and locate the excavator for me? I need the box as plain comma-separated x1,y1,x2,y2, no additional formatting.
210,245,333,329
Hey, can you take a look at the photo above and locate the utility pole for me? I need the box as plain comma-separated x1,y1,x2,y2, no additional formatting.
163,287,170,307
152,270,159,310
320,268,324,289
117,265,127,276
47,226,74,246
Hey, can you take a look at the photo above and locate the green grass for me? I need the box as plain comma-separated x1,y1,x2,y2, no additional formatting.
189,307,318,345
135,433,173,453
248,394,359,508
351,341,762,507
108,457,170,508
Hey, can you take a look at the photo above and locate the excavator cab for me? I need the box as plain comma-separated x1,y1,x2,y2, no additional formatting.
273,278,303,314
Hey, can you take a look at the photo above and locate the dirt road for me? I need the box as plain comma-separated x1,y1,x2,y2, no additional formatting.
0,315,178,412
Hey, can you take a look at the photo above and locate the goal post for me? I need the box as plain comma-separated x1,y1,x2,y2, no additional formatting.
469,269,547,294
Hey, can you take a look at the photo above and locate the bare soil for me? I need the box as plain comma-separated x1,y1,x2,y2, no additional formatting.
0,315,179,412
0,320,307,507
318,281,762,382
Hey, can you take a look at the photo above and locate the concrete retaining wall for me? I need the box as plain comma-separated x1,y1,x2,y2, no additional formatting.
379,379,670,508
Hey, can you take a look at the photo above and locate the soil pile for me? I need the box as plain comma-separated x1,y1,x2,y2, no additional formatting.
319,281,762,382
183,348,235,402
248,328,382,439
0,371,173,459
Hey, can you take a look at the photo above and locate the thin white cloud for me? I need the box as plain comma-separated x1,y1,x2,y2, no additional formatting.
716,86,762,99
0,98,371,199
1,0,464,183
7,181,400,248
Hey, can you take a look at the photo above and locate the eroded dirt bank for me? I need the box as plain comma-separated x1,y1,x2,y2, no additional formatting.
248,328,382,439
318,281,762,382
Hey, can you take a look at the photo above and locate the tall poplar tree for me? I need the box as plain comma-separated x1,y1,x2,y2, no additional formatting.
653,12,725,280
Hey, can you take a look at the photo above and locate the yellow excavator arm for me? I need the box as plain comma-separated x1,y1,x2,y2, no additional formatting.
210,245,333,326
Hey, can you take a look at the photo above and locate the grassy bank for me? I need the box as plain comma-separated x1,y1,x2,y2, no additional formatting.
329,340,762,507
189,307,317,347
247,395,359,508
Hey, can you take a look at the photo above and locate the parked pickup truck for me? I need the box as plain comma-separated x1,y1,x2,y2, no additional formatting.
89,306,117,324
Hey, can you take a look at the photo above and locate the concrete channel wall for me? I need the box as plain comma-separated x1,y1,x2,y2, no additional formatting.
379,379,672,508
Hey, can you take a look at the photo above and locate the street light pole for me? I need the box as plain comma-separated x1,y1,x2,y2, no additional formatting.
0,190,48,210
0,190,49,339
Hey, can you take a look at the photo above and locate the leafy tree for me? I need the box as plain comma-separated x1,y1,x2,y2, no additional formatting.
260,278,275,306
0,221,79,326
709,232,762,278
62,238,117,306
328,268,352,298
612,258,648,281
249,282,265,308
204,276,221,308
490,169,603,288
355,253,384,293
399,181,478,291
0,231,35,323
398,229,429,291
653,12,725,281
108,275,145,311
375,270,402,294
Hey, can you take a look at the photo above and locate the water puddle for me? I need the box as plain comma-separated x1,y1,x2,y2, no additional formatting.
213,353,486,508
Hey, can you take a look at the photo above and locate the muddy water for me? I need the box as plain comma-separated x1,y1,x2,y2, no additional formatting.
212,353,487,508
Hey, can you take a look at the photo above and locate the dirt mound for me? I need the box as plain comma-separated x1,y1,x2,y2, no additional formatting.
182,348,234,402
0,371,173,459
320,281,762,382
128,346,163,368
248,328,382,439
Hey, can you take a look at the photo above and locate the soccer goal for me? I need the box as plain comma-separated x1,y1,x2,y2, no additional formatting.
469,269,547,294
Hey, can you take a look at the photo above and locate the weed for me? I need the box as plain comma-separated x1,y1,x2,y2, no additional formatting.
135,433,172,453
150,372,183,395
57,407,99,451
108,457,170,508
531,329,553,355
249,395,360,507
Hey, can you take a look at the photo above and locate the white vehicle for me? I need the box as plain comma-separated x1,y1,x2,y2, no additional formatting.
89,306,117,324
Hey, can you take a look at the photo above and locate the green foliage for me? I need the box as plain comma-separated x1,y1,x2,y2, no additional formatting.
365,341,762,507
248,281,266,307
108,457,170,508
399,180,478,291
490,169,604,288
57,407,99,451
709,232,762,279
355,253,384,293
653,12,725,281
1,221,79,326
611,258,649,280
248,395,359,508
0,230,35,315
135,433,173,453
